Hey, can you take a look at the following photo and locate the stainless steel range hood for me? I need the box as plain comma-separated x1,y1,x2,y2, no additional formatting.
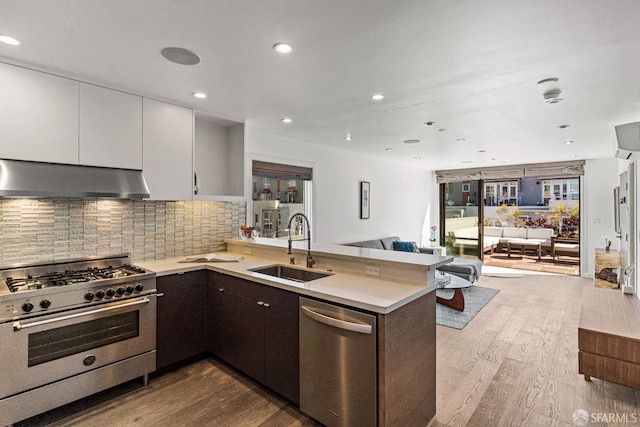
0,159,150,199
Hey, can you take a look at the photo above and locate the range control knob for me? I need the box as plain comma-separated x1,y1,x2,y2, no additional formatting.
95,290,105,299
105,288,115,297
40,299,51,309
84,292,94,301
116,287,125,296
134,283,144,292
125,285,134,294
22,302,34,312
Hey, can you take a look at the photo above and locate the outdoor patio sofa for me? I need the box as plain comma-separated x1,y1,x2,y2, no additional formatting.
551,237,580,261
450,226,554,255
346,236,482,283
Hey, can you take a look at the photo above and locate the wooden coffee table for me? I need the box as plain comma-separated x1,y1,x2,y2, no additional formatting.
435,272,473,312
507,240,542,260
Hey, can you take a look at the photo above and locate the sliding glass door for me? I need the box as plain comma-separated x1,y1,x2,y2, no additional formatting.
440,180,483,259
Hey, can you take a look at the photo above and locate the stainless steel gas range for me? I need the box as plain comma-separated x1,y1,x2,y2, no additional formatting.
0,254,157,426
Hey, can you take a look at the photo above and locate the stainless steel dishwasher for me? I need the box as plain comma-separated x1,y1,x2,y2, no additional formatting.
299,297,377,427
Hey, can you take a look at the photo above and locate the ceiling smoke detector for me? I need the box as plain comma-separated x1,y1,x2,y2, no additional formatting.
543,89,563,104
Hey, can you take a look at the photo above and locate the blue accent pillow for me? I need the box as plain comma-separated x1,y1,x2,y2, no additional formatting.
392,241,419,252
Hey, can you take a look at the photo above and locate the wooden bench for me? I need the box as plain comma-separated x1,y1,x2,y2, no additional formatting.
578,287,640,389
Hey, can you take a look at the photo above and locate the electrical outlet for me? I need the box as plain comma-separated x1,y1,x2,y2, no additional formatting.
244,247,252,255
365,265,380,277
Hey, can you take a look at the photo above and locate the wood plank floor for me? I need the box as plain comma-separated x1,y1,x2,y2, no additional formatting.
16,274,639,427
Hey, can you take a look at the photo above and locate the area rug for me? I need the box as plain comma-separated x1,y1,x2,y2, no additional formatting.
436,286,500,329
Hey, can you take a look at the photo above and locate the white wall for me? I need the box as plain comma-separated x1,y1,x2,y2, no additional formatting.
244,127,435,245
582,158,623,278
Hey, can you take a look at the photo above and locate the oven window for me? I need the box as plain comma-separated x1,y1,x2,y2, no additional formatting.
28,311,139,367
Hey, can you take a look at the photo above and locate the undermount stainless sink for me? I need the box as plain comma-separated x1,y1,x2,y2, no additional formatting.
249,265,332,283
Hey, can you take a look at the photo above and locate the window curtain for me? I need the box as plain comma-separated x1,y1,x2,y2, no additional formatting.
252,160,313,180
435,160,585,183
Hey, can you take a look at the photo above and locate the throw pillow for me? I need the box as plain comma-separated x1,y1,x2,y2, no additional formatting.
392,241,419,253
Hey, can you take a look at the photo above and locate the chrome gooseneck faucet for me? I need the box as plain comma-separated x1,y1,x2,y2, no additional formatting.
287,213,315,268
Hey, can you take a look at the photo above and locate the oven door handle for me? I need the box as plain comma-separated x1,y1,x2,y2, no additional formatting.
13,296,152,332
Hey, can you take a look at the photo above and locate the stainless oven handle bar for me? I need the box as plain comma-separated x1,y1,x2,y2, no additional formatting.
13,297,152,332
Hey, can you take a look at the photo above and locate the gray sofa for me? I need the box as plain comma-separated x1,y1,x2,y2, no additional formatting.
347,236,482,283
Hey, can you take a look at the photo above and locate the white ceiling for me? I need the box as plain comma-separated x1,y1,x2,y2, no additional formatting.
2,0,640,170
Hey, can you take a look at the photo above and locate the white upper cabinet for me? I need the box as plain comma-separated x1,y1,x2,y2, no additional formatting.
0,62,79,164
79,83,142,169
193,114,245,200
143,98,193,200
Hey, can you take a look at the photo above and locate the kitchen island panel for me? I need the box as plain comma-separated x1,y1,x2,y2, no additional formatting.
378,290,436,426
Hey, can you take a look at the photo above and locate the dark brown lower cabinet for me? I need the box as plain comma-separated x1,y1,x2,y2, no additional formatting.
235,293,266,380
156,271,206,370
207,272,238,365
216,274,300,405
263,302,299,404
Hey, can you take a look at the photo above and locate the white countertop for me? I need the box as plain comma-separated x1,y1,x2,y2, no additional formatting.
137,250,442,314
230,237,452,268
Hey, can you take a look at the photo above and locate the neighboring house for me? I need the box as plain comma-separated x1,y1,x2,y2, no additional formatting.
483,177,580,206
446,177,580,207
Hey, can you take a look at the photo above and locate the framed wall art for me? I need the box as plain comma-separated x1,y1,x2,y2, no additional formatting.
360,181,370,219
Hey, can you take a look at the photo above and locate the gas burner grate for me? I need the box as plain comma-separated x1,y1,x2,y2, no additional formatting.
5,265,148,293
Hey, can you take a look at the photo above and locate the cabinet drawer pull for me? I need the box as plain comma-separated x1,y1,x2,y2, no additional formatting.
257,301,264,306
218,288,224,292
157,293,165,297
263,303,270,308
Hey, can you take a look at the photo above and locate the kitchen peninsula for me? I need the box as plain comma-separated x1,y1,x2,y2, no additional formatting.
138,238,451,426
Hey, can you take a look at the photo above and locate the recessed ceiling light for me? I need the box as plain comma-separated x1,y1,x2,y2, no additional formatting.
0,34,21,46
273,43,294,54
456,138,466,142
461,160,474,164
537,77,559,87
570,155,577,159
192,92,207,99
557,124,571,129
478,149,486,153
371,93,385,101
424,121,435,126
564,140,575,145
414,156,422,160
438,128,446,132
345,134,353,141
385,148,393,152
490,158,497,161
403,139,420,144
161,47,201,65
281,117,292,124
